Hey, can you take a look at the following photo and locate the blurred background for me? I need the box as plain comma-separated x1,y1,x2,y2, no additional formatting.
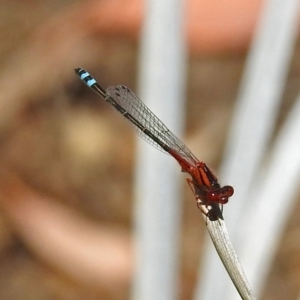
0,0,300,299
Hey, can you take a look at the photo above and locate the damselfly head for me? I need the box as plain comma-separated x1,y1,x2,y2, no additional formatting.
207,185,234,204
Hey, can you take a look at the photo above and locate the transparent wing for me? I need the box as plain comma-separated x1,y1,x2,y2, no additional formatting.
106,85,199,166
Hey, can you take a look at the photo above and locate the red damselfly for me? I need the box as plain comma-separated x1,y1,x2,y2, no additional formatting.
75,68,234,214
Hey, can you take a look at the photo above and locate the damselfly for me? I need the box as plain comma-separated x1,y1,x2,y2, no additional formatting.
75,68,234,213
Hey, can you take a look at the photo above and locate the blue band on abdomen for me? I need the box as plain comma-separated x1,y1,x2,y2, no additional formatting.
86,78,96,86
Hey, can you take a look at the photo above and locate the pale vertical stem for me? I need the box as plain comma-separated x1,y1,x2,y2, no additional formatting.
195,0,300,299
131,1,186,300
236,93,300,298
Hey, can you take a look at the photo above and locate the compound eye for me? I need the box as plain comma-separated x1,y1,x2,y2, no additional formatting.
223,185,234,197
207,191,220,202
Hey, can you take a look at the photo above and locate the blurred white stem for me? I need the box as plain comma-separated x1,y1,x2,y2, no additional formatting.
237,93,300,297
132,1,186,300
195,0,299,299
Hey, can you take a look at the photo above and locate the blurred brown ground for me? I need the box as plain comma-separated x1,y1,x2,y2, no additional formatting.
0,1,299,299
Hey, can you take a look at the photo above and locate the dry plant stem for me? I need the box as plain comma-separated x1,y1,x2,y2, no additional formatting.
201,205,256,300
